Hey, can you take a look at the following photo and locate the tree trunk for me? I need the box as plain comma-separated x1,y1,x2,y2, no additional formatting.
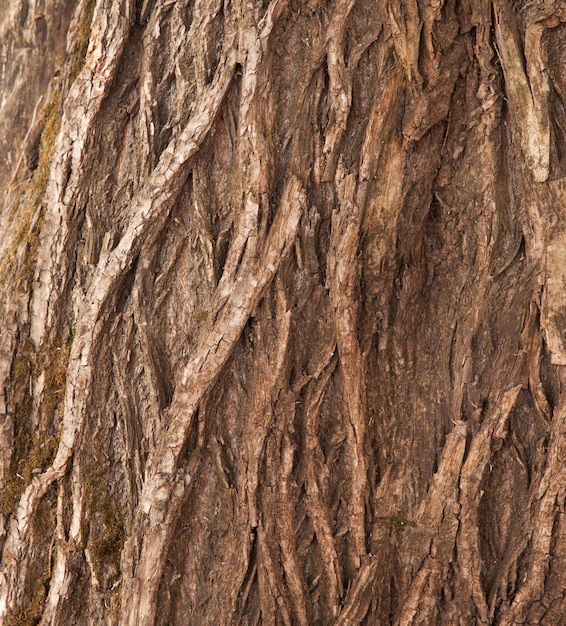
1,0,566,624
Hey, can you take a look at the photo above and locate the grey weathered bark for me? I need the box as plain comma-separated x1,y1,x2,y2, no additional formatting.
1,0,566,624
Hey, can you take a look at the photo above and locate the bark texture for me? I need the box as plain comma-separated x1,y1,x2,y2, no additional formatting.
1,0,566,624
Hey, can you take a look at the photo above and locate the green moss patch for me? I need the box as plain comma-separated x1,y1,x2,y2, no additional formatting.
69,0,97,85
0,333,71,516
1,90,61,291
6,489,58,626
37,334,72,419
0,430,59,516
390,510,416,532
84,455,125,590
6,584,47,626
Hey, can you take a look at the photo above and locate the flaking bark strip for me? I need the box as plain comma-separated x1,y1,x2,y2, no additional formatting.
493,1,549,182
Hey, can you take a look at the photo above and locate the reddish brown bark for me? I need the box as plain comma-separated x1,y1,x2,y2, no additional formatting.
1,0,566,624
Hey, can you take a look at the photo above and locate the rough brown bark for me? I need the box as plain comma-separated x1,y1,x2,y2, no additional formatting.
1,0,566,624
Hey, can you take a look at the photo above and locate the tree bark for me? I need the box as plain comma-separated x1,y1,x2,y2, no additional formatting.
1,0,566,624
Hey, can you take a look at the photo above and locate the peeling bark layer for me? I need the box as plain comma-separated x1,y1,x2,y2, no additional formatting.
1,0,566,624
